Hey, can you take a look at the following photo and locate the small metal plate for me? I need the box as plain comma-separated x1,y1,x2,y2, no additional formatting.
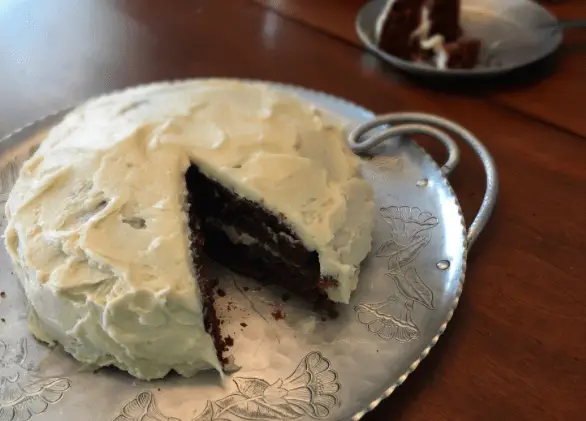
0,82,470,421
356,0,562,77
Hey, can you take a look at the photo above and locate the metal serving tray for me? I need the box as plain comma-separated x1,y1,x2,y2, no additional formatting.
0,80,497,421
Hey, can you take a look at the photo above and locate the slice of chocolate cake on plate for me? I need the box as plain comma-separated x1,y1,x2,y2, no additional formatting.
375,0,481,69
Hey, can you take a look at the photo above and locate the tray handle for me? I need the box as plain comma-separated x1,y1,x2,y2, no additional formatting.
348,112,498,248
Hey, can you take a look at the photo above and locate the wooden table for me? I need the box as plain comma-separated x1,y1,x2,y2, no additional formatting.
0,1,585,420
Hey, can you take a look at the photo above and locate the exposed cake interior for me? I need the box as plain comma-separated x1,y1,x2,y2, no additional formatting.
186,193,225,363
375,0,481,69
186,163,340,359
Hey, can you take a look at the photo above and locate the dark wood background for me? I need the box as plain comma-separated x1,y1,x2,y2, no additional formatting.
0,1,585,420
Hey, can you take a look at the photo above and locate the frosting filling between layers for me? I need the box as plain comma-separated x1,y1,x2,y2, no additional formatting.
375,0,479,69
185,163,339,314
411,6,449,69
212,221,281,257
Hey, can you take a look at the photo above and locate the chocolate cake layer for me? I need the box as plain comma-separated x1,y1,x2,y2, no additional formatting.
379,0,424,60
186,165,319,268
186,185,224,362
185,164,339,316
202,223,336,315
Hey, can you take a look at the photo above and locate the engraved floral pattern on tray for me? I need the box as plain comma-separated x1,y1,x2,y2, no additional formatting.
354,206,438,342
0,338,71,421
113,351,339,421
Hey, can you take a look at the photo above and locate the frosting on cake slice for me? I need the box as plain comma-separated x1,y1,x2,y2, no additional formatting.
375,0,481,69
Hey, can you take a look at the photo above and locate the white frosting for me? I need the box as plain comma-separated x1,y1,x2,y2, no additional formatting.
4,80,375,380
217,223,258,247
411,6,449,70
420,34,449,70
376,1,450,70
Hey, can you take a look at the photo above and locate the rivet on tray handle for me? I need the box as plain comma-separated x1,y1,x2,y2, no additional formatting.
347,112,498,248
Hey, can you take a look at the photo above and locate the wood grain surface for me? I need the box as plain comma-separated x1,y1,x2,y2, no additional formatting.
0,0,585,420
254,0,586,137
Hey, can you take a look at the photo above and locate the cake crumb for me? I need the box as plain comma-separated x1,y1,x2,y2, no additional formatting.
281,293,291,302
0,291,5,298
217,288,226,297
271,308,285,320
223,355,242,374
224,336,234,347
240,322,247,328
221,357,230,365
1,318,5,323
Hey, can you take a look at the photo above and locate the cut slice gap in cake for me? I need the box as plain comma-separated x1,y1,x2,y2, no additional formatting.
185,164,344,365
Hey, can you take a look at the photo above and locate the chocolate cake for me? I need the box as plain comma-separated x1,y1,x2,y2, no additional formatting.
186,165,338,318
185,162,341,361
4,80,375,380
375,0,481,69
